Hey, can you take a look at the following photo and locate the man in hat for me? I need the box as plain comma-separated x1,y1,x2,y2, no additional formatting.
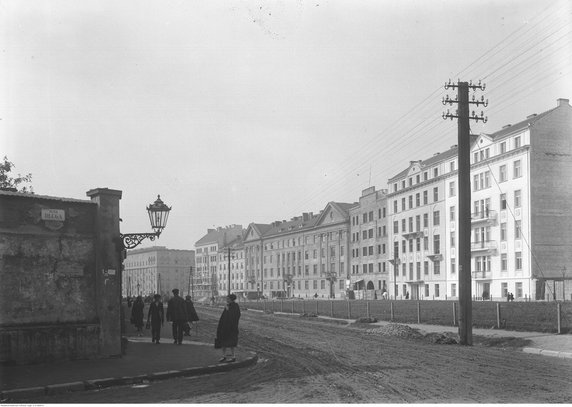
166,288,188,345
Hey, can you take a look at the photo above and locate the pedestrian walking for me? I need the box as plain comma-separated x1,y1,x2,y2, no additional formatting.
130,296,145,336
147,294,164,344
215,293,241,363
184,295,200,337
166,288,188,345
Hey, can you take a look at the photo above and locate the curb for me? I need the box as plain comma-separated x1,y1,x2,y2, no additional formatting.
522,347,572,359
0,353,258,401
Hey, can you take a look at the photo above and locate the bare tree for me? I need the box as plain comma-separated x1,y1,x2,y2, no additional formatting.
0,156,33,193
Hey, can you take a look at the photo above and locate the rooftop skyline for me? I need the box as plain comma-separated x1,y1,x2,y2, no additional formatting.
2,0,570,250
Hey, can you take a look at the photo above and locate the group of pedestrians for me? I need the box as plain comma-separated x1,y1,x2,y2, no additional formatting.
129,290,241,363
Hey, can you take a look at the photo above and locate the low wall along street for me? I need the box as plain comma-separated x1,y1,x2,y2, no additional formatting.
0,188,123,364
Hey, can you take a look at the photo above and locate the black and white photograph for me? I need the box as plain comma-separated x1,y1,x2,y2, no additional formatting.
1,0,571,404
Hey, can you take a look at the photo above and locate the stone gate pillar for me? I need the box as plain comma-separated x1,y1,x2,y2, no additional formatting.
86,188,123,357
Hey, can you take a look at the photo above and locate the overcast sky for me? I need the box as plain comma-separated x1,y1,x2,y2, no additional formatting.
2,0,571,250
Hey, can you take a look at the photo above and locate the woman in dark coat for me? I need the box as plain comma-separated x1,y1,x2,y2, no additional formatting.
147,294,164,344
215,293,241,363
130,296,145,336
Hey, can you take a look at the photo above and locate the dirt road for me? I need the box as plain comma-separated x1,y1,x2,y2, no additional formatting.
25,306,572,403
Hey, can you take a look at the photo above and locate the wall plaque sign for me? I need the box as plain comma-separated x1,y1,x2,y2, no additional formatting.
41,209,65,230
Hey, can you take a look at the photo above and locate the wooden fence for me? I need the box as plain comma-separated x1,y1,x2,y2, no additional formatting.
238,299,572,334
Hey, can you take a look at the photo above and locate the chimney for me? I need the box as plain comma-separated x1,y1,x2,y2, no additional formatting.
557,98,569,107
303,213,309,221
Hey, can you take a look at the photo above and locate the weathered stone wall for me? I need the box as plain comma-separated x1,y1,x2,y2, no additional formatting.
0,191,100,363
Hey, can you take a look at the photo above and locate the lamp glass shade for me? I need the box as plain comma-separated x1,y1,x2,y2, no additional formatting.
147,195,171,235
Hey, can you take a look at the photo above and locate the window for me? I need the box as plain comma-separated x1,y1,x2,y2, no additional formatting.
515,252,522,270
434,168,439,178
416,238,421,251
424,261,429,275
433,210,440,226
450,231,455,248
423,190,428,205
409,239,413,252
416,215,421,231
408,217,413,232
402,264,406,276
500,141,506,154
416,174,420,184
393,221,399,233
450,206,456,222
425,284,430,297
434,235,440,254
424,172,428,181
433,187,439,202
514,136,521,149
514,190,522,208
434,261,441,275
499,165,507,182
515,220,522,239
501,254,507,271
450,161,456,172
423,213,429,228
451,259,456,274
513,160,522,178
394,183,398,192
409,195,413,209
500,223,507,241
451,283,456,297
449,181,456,197
435,284,440,298
402,219,406,232
402,240,407,253
394,200,398,213
500,193,507,210
408,177,413,187
402,197,406,211
415,193,420,207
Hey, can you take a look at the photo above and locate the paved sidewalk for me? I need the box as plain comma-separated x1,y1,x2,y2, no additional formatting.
0,338,257,400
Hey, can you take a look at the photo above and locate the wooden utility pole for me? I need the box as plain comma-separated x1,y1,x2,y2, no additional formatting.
443,80,487,345
227,247,232,296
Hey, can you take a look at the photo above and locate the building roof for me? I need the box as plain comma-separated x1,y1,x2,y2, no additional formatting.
0,189,93,204
195,226,244,247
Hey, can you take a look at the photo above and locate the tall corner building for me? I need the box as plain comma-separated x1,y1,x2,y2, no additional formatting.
194,224,244,300
387,98,572,301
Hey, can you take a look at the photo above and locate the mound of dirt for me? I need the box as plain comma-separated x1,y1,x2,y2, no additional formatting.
365,323,424,339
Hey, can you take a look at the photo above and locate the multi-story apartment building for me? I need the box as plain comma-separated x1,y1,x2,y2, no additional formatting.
388,97,572,301
388,149,453,300
122,246,195,300
194,225,244,300
349,186,389,299
244,202,354,299
216,235,246,296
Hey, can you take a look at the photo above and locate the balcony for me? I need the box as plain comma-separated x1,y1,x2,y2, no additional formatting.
426,251,443,262
471,210,497,224
402,231,424,240
472,270,493,280
471,240,497,254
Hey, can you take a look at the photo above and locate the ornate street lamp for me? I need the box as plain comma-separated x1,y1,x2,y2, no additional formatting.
120,195,172,249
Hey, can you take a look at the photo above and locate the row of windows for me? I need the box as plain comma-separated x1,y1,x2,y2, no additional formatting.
392,136,523,195
351,207,387,226
392,187,440,213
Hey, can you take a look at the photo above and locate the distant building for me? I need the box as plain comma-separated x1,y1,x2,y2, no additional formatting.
122,246,195,300
194,225,244,300
244,202,355,299
387,98,572,301
349,186,389,299
217,235,246,296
